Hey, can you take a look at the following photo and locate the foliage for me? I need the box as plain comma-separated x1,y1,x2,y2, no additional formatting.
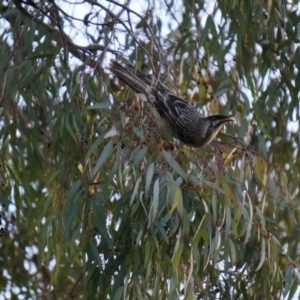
0,0,300,299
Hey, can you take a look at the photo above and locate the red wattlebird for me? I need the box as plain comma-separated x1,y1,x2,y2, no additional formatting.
109,60,233,147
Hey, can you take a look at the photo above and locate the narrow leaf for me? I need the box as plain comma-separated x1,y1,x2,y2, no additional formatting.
192,214,207,244
199,15,212,46
244,193,253,246
171,228,183,268
133,127,145,140
87,102,112,109
133,147,147,166
228,239,237,264
148,178,160,228
93,140,113,176
84,133,105,161
255,238,266,271
169,184,183,215
145,163,154,197
163,150,187,181
104,125,117,138
256,206,266,228
66,180,82,202
130,176,142,206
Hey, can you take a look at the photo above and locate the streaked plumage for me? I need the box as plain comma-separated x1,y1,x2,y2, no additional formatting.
109,60,233,147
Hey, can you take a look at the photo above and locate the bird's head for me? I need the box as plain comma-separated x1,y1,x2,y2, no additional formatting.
202,115,234,146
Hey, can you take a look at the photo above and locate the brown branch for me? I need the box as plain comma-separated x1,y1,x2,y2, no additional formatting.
106,0,166,66
86,0,156,71
47,0,69,64
9,1,118,63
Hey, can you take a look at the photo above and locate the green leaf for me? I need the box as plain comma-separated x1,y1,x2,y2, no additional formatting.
241,91,251,112
211,230,222,258
255,157,267,185
87,102,112,109
255,206,266,228
84,133,105,161
45,170,60,185
145,162,154,198
95,217,113,249
89,239,103,268
163,150,187,181
171,228,183,268
65,201,79,238
283,267,293,298
132,147,147,166
214,78,231,96
130,176,142,206
244,193,253,246
133,127,145,140
113,287,124,300
66,180,82,203
120,112,127,129
288,278,299,300
199,15,213,47
255,238,266,271
144,238,152,269
93,140,113,176
65,116,77,141
148,178,160,227
192,214,207,244
228,239,237,264
217,173,237,206
225,207,231,236
168,183,183,215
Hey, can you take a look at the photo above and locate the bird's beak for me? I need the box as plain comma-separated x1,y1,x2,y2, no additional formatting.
212,115,234,127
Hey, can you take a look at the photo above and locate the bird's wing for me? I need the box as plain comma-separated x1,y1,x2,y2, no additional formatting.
154,89,190,121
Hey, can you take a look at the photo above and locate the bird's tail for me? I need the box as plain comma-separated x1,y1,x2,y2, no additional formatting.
109,60,151,95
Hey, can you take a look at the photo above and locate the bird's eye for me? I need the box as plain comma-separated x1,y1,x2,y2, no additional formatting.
211,118,218,126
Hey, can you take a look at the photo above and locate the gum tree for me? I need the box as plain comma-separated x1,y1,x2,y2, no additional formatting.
0,0,299,299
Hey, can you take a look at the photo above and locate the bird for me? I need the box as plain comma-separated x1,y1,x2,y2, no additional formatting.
109,59,233,147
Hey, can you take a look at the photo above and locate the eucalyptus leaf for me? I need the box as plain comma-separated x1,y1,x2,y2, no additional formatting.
93,140,113,176
163,150,187,181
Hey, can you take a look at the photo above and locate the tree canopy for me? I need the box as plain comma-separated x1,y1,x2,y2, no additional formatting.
0,0,300,299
